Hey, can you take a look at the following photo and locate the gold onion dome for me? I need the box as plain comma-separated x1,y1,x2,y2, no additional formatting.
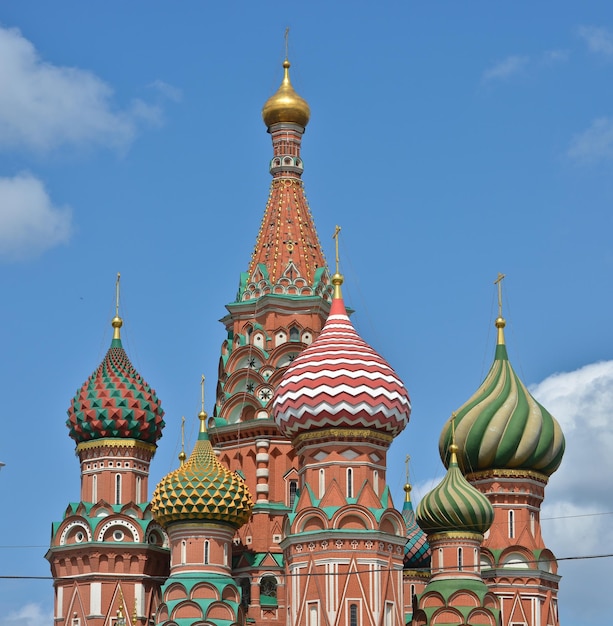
439,316,565,478
416,444,494,536
262,59,311,128
151,414,253,528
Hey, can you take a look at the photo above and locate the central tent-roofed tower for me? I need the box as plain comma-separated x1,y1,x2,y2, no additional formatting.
208,56,333,625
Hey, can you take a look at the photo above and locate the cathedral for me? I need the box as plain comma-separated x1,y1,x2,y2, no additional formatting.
46,55,566,626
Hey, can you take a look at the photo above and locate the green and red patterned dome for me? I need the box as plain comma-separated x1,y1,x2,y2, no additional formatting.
151,413,253,528
416,444,494,536
439,317,565,478
67,316,165,445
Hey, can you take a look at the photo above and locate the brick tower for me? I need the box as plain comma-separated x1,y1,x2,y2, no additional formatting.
273,271,411,626
151,408,254,625
438,279,566,626
47,277,169,624
208,57,332,625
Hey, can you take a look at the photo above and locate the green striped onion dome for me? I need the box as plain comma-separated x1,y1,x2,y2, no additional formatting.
67,327,165,445
152,416,253,528
439,318,565,477
416,446,494,535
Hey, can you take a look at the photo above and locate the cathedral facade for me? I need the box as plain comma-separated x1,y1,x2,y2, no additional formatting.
47,57,565,626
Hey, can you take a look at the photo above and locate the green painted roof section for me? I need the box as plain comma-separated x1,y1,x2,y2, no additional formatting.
420,578,500,623
416,454,493,535
439,335,565,477
236,552,284,568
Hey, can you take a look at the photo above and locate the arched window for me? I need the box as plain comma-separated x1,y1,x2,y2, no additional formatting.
289,326,300,341
350,604,358,626
240,577,251,608
181,540,187,565
346,468,354,498
136,476,142,504
458,547,463,571
204,540,210,565
289,480,298,508
319,468,325,498
373,470,379,495
92,474,97,503
224,542,228,566
508,510,515,539
115,474,122,505
260,576,278,608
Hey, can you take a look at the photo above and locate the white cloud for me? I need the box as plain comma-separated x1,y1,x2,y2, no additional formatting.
482,55,529,82
542,49,570,64
0,24,160,152
578,25,613,57
0,172,72,260
0,603,53,626
567,117,613,163
149,79,183,103
531,361,613,624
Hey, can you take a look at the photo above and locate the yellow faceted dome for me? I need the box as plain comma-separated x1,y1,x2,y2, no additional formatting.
151,419,253,528
262,60,310,128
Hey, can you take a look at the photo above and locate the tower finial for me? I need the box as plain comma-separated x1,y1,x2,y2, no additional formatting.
111,272,123,341
199,375,207,433
178,416,186,466
493,272,507,345
404,454,412,502
284,27,290,61
449,412,459,463
331,225,344,299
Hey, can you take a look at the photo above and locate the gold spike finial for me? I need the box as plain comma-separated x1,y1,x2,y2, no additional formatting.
199,375,207,432
112,272,123,340
331,225,344,299
404,454,412,502
284,27,290,61
179,416,186,465
493,272,506,345
449,412,459,462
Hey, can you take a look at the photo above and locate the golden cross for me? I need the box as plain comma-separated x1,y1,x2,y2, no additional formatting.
115,272,121,317
451,412,457,445
404,454,411,484
332,225,341,274
181,416,185,450
201,374,206,412
284,27,289,60
494,272,506,318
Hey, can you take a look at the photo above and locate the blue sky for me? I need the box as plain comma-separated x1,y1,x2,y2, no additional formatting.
0,2,612,624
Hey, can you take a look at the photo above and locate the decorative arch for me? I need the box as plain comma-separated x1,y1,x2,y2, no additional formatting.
59,519,92,545
191,582,220,601
96,518,141,542
222,584,239,602
164,583,187,602
294,509,328,533
331,506,376,531
172,600,204,620
205,602,236,621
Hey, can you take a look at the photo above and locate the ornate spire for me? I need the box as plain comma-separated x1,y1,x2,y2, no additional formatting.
241,51,328,299
262,31,311,129
417,429,494,536
439,275,565,477
332,225,344,300
151,406,253,528
66,276,165,445
112,272,122,344
273,264,411,439
178,416,186,466
402,454,431,569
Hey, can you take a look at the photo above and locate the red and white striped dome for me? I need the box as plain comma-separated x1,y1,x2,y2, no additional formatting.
273,290,411,439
